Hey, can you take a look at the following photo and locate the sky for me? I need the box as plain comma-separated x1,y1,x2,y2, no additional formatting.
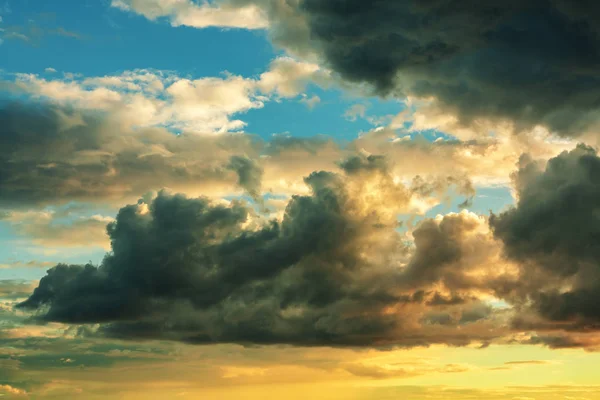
1,0,600,399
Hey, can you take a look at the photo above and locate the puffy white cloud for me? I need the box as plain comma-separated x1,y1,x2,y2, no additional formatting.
8,58,326,134
111,0,268,29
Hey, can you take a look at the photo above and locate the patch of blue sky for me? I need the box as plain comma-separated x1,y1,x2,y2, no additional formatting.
404,124,458,142
485,297,511,309
425,186,515,217
0,237,107,281
245,87,406,141
0,0,275,78
0,201,115,281
397,186,515,233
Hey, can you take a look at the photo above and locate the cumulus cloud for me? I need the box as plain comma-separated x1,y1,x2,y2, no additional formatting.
9,105,600,349
491,144,600,327
18,167,509,347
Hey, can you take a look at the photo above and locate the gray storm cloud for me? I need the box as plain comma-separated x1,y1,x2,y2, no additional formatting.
266,0,600,135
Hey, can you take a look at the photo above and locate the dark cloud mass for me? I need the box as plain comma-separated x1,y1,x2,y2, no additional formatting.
491,144,600,324
294,0,600,135
227,155,264,201
18,175,404,345
18,165,504,346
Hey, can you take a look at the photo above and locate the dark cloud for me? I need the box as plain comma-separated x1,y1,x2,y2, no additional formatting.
420,303,493,327
292,0,600,135
525,334,586,349
338,154,387,175
425,292,469,306
491,144,600,325
228,155,264,201
459,303,493,325
402,212,495,290
18,172,407,345
18,168,503,347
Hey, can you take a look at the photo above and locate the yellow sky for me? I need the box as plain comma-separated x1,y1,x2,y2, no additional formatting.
9,343,600,399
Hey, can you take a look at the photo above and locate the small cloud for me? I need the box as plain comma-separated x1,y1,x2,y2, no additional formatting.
45,67,57,73
3,31,29,42
0,384,27,397
50,27,82,39
300,94,320,109
504,360,550,366
344,103,367,122
221,366,268,379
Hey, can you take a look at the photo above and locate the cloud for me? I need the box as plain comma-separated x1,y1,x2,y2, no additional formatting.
106,1,600,137
1,100,551,210
343,104,367,122
350,125,574,187
0,208,113,249
0,102,350,208
0,102,250,207
5,57,326,134
300,94,320,109
257,56,330,98
268,0,600,137
0,260,55,270
18,166,510,347
491,144,600,327
0,21,82,45
0,384,27,396
49,27,82,39
504,360,550,366
343,361,469,379
227,156,263,202
0,280,38,300
111,0,268,29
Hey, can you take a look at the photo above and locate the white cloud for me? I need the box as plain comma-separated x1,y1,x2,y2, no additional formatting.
344,104,367,122
300,94,320,109
9,58,327,134
111,0,268,29
258,56,328,98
